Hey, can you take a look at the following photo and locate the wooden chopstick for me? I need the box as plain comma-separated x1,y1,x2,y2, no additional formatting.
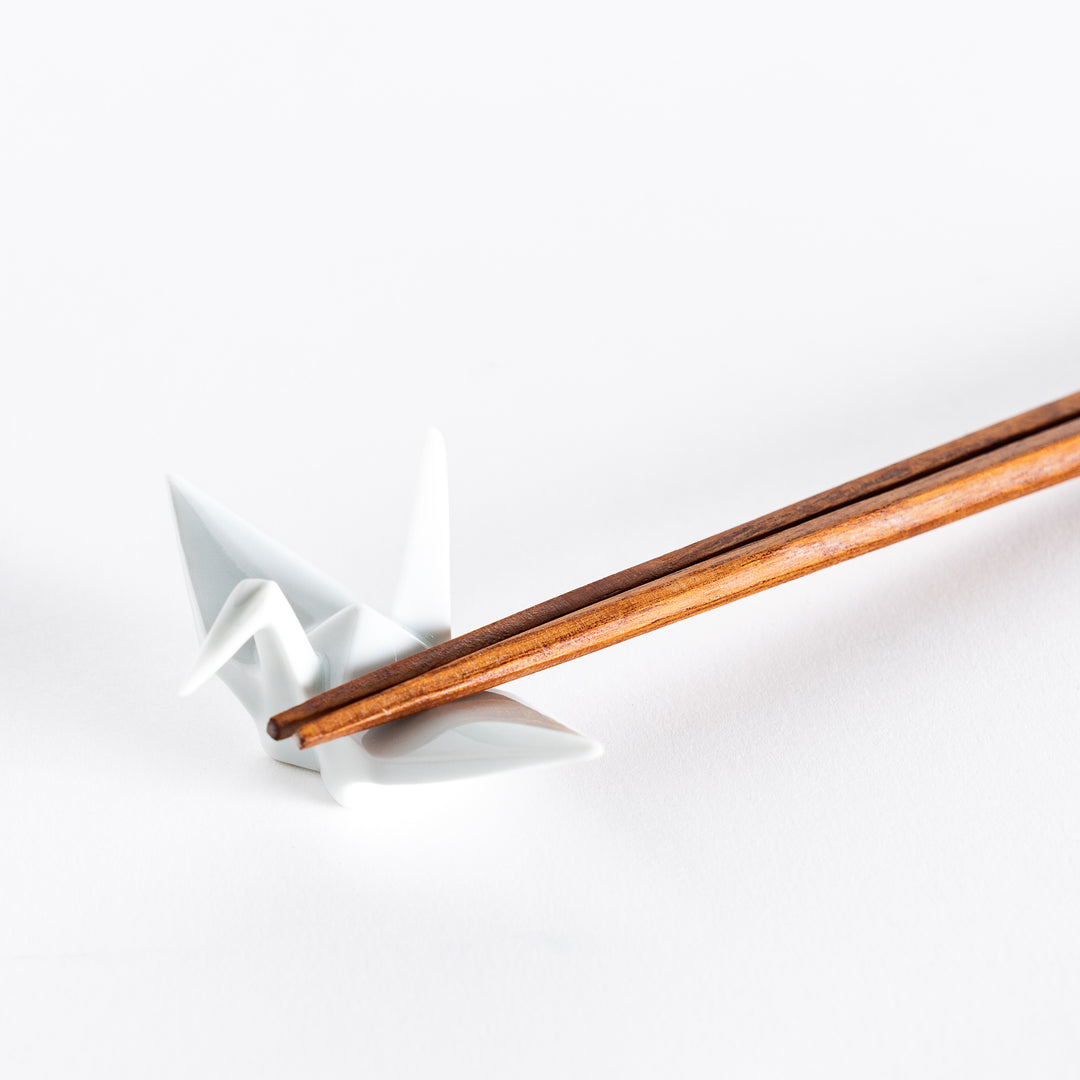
270,392,1080,748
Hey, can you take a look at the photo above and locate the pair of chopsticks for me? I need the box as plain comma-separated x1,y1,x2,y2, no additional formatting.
270,391,1080,748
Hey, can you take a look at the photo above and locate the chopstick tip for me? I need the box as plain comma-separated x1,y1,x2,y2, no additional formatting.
266,715,301,742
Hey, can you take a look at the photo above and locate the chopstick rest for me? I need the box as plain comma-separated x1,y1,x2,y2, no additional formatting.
170,430,601,807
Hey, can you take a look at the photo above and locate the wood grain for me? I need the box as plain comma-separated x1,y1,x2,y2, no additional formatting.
280,406,1080,748
268,391,1080,741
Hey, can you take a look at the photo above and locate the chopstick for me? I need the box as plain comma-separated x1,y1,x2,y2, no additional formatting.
270,392,1080,748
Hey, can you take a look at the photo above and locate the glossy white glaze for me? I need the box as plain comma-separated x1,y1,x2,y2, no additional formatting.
170,431,601,805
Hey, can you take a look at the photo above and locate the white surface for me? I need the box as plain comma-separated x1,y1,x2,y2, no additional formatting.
2,2,1080,1076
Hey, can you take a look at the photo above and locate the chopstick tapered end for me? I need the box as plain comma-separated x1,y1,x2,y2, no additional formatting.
266,714,304,742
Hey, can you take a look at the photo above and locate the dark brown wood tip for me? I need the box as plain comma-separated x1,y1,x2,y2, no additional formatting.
266,715,303,741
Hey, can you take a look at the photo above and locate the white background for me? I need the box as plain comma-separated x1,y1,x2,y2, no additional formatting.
3,2,1080,1076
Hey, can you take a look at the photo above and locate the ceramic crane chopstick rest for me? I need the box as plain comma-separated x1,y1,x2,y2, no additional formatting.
170,431,602,807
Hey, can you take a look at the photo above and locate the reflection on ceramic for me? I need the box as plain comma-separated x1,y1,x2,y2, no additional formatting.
170,431,601,806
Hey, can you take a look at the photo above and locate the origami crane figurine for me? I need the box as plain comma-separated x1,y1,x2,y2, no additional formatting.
170,431,601,807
